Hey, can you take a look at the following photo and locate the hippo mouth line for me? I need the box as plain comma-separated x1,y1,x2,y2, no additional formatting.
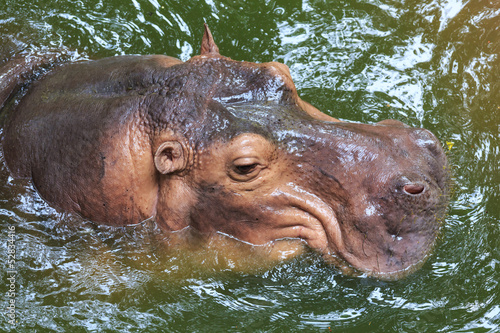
325,235,434,281
273,184,345,258
369,254,432,280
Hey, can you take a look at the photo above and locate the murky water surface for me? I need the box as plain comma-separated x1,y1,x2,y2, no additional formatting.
1,0,499,331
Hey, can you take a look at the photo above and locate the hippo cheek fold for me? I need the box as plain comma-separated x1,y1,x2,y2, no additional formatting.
190,183,343,253
195,205,331,249
269,208,330,251
266,186,346,253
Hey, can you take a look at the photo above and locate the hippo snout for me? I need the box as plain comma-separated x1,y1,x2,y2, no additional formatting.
303,121,449,280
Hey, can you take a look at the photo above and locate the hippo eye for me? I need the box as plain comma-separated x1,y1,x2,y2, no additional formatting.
229,158,263,181
235,163,258,174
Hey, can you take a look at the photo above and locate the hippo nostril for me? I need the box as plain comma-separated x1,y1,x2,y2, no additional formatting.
404,184,425,195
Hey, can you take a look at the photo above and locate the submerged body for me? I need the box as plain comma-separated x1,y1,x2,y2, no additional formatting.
1,25,449,280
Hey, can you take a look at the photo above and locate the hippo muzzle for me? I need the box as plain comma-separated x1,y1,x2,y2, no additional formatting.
188,102,449,280
312,122,449,279
1,24,449,280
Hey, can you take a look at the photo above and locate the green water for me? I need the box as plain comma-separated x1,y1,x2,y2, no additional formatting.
1,0,499,332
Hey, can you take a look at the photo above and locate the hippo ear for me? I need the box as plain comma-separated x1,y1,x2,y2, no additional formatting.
154,141,187,174
200,23,220,55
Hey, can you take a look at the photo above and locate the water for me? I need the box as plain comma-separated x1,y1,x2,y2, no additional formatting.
1,0,499,331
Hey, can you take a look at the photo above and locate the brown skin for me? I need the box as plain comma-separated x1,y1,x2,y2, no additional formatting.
1,25,449,280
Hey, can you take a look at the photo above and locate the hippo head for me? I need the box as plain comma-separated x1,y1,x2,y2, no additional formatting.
2,25,449,280
150,26,449,279
179,114,448,280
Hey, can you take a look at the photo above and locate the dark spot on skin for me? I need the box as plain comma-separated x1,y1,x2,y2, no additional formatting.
98,152,106,180
202,183,224,194
319,167,342,188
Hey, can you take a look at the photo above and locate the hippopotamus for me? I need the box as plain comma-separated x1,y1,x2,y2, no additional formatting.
0,25,449,280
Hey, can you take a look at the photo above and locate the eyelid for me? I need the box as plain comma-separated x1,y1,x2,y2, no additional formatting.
233,157,260,166
228,157,265,181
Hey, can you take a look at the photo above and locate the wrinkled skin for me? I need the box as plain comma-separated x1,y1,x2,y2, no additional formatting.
1,25,449,280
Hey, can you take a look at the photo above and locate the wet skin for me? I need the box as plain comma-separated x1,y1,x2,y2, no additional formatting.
0,25,449,280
